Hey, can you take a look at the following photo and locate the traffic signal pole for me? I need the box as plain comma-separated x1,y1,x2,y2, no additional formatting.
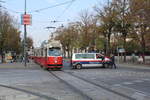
24,0,27,67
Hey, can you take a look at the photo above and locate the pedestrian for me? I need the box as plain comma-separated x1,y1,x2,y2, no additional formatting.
0,55,2,63
110,54,117,69
138,54,143,64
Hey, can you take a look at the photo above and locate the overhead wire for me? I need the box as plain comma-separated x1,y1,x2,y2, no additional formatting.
1,0,75,14
29,0,75,13
55,0,76,20
0,1,22,14
1,0,77,28
2,6,21,13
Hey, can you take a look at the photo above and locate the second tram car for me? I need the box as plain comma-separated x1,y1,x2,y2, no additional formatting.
33,40,63,70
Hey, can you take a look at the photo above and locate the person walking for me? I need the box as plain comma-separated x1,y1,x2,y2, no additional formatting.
110,54,117,69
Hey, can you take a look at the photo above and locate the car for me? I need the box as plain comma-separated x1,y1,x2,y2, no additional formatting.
71,53,111,69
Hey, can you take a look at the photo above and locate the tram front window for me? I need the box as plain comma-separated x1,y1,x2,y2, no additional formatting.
48,48,61,56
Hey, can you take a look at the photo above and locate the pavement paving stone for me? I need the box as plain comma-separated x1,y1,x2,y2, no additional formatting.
0,86,39,100
66,66,150,100
0,62,86,100
0,60,150,100
53,71,129,100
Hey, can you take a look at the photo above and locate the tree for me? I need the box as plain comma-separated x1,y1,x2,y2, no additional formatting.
0,10,21,62
130,0,150,63
78,10,93,52
56,23,79,58
26,37,33,50
95,2,119,55
112,0,132,62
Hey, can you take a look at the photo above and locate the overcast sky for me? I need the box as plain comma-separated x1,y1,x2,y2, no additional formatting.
3,0,108,47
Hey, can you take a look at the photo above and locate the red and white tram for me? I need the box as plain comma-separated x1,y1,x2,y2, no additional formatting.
33,40,63,70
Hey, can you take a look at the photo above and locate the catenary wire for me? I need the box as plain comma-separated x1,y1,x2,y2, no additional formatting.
55,0,76,21
29,0,75,13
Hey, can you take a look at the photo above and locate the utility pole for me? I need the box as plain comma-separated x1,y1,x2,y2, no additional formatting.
24,0,27,67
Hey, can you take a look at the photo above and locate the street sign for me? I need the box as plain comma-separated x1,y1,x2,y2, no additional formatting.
21,14,32,25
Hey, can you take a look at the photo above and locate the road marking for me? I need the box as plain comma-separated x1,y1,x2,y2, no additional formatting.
123,82,133,85
113,84,122,87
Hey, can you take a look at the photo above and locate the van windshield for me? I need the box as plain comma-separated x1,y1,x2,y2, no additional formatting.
75,54,95,59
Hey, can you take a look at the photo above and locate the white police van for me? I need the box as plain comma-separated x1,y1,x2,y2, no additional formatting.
71,53,111,69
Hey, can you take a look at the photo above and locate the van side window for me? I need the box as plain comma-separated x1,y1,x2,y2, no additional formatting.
96,54,104,60
75,54,95,59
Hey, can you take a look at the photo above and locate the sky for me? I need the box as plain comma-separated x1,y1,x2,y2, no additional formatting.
2,0,108,47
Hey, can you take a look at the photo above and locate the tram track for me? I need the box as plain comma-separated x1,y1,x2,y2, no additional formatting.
0,84,57,100
62,70,136,100
49,70,136,100
49,71,93,100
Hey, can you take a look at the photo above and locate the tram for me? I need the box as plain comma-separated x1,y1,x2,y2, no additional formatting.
33,40,63,70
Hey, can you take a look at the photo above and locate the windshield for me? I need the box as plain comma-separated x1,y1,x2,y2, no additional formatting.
48,48,61,56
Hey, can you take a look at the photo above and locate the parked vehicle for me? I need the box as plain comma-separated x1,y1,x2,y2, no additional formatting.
71,53,111,69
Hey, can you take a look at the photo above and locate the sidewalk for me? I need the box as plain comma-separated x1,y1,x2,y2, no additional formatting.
0,61,49,100
117,62,150,69
0,61,40,69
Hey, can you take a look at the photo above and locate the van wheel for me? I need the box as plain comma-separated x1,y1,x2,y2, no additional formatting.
102,64,105,68
76,64,82,69
103,63,109,68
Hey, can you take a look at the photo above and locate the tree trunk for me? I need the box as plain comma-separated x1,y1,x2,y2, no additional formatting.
123,34,127,62
104,34,107,55
107,34,111,56
1,52,5,63
107,28,112,56
63,49,66,58
141,34,146,63
0,48,5,63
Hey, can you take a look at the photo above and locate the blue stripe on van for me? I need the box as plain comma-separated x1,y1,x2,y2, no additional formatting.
77,61,103,64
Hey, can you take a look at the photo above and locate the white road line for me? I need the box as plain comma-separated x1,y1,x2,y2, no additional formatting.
123,82,133,85
113,84,122,87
